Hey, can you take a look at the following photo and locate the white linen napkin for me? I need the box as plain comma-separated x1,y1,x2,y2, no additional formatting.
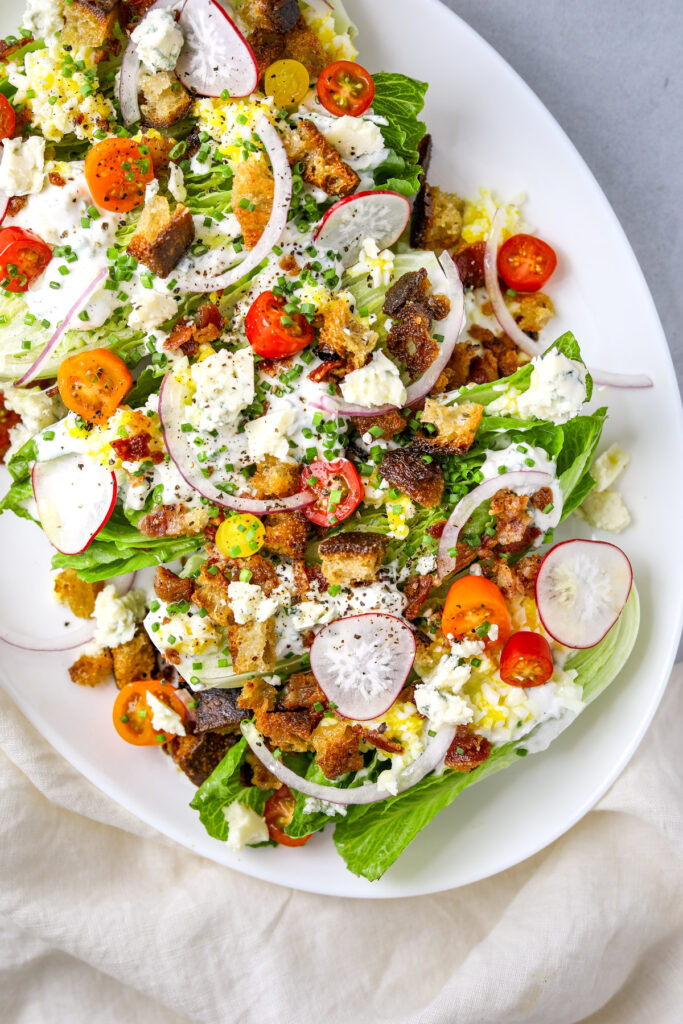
0,667,681,1024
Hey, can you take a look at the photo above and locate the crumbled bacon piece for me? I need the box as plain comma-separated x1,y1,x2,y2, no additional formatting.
111,431,163,464
402,574,434,620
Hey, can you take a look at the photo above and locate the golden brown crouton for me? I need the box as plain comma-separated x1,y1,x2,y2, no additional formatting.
277,671,326,711
263,511,309,559
282,17,327,76
284,120,359,198
246,750,282,790
127,195,194,278
140,134,178,175
251,455,301,499
232,155,275,250
138,504,209,538
242,0,301,33
192,570,232,627
194,688,248,733
228,619,277,674
237,675,278,711
380,447,444,508
509,292,555,333
167,732,233,786
54,569,103,619
68,648,113,687
311,720,363,779
319,298,378,370
318,531,388,586
61,0,119,49
351,408,408,442
254,707,319,752
386,303,439,380
411,184,464,251
139,71,193,130
153,566,194,605
111,629,157,689
413,399,483,455
222,554,281,596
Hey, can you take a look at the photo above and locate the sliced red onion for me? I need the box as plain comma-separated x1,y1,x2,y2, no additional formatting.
588,368,653,389
113,571,137,596
119,0,180,126
0,619,95,653
176,0,259,98
0,190,9,224
484,210,545,359
16,268,107,386
437,470,555,579
310,613,416,720
241,720,457,806
158,370,315,514
330,250,465,418
171,115,292,293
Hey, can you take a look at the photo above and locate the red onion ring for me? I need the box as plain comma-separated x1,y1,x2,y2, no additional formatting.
437,470,555,579
16,268,107,386
484,210,545,359
588,369,653,389
119,0,181,126
241,720,457,807
0,190,9,224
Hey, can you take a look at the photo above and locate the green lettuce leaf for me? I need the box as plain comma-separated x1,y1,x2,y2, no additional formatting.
189,737,271,842
371,73,428,197
0,438,38,521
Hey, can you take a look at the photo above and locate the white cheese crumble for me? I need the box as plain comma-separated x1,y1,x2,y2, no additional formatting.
579,489,631,532
129,283,178,331
348,237,396,288
0,136,45,196
224,802,269,850
145,692,186,737
590,443,630,492
131,8,184,73
340,350,407,409
244,406,298,463
413,640,484,729
187,348,255,432
511,350,586,425
22,0,65,49
167,162,187,202
321,116,385,166
3,384,65,457
227,582,279,624
93,586,147,648
302,797,347,817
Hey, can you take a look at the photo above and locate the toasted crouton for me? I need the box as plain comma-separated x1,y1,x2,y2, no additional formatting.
237,675,278,711
61,0,119,49
68,648,113,687
413,399,483,455
111,628,157,689
253,707,319,752
246,751,283,790
251,455,301,499
127,195,195,278
138,504,209,538
232,155,275,250
311,720,363,779
228,618,277,674
153,566,194,605
318,531,388,586
139,134,178,175
319,298,378,370
284,120,359,198
192,566,232,627
167,732,233,786
277,671,326,711
509,292,555,333
411,184,464,251
139,71,193,130
194,688,248,733
54,569,103,619
263,511,309,559
242,0,301,33
282,17,327,76
351,408,408,442
380,447,444,509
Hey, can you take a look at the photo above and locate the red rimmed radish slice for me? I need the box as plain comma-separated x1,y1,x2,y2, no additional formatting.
313,190,410,268
32,455,117,556
176,0,258,98
535,539,633,649
310,613,416,720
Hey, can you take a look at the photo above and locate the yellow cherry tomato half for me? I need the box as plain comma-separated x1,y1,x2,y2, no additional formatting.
215,513,265,558
264,59,310,109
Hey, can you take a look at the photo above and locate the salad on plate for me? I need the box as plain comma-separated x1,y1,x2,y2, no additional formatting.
0,0,651,881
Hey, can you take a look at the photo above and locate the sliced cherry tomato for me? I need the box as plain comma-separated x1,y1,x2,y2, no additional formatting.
301,457,363,527
497,233,557,293
57,348,133,424
264,785,313,847
113,680,187,746
0,95,16,141
84,138,154,213
441,575,511,649
264,59,310,109
244,289,314,359
0,226,52,292
317,60,375,117
499,631,554,687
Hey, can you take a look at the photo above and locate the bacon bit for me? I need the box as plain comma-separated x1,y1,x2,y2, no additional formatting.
7,196,27,217
194,301,225,344
279,253,300,276
444,725,491,771
164,648,182,666
164,317,194,352
260,354,295,377
427,520,447,539
0,392,20,463
363,728,404,754
110,432,163,464
402,573,433,620
0,35,33,62
48,171,66,187
308,359,345,383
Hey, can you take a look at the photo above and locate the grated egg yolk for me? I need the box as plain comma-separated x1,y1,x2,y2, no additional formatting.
461,187,527,244
301,11,358,61
193,95,274,168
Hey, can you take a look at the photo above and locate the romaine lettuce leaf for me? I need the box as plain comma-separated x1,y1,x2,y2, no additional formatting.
189,737,271,842
371,73,428,197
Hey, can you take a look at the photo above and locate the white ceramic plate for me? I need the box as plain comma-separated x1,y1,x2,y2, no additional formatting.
1,0,682,898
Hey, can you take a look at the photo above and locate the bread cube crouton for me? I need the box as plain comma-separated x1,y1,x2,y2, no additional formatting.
413,399,483,455
237,675,278,711
194,688,248,733
228,618,277,674
232,154,275,250
318,531,389,586
68,648,113,687
153,566,194,604
251,456,301,499
54,569,103,619
253,707,318,752
111,628,157,689
242,0,301,33
283,120,359,198
508,292,555,333
192,567,232,627
263,511,310,559
282,18,327,77
61,0,119,49
127,195,195,278
411,184,464,251
311,720,363,779
167,732,233,786
139,71,193,130
319,298,378,370
138,504,210,538
379,447,444,509
246,750,282,790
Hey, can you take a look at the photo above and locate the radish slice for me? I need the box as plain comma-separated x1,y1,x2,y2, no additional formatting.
484,210,545,359
310,613,416,720
158,371,315,514
535,539,633,649
119,0,179,126
171,115,291,293
331,251,465,417
437,470,556,579
32,455,117,556
588,369,653,389
241,720,456,806
16,269,107,386
314,190,411,268
176,0,258,98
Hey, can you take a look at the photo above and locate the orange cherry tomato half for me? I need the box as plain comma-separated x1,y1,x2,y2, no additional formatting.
317,60,375,117
499,631,554,687
264,785,313,847
244,289,315,359
0,226,52,292
0,95,16,140
441,575,511,648
497,233,558,293
57,348,133,424
301,457,363,527
113,680,187,746
84,138,154,213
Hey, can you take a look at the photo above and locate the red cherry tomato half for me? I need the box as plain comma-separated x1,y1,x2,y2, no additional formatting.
497,233,558,293
0,95,16,141
301,458,364,527
244,289,315,359
0,226,52,293
264,785,313,847
499,631,554,687
317,60,375,118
